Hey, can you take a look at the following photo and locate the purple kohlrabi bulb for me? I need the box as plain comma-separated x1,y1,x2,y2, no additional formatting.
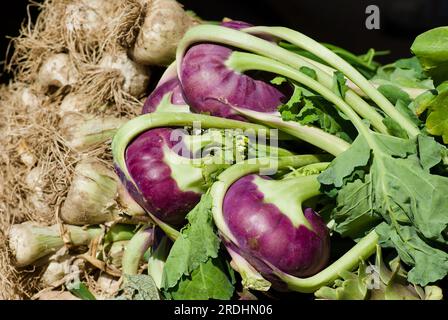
223,174,330,278
124,128,201,225
180,43,289,120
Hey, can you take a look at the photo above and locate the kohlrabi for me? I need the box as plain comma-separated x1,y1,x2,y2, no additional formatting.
211,156,378,292
176,25,390,137
181,25,448,286
223,174,330,278
112,112,292,232
180,43,290,121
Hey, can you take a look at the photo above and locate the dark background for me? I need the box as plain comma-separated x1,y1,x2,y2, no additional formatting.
0,0,447,82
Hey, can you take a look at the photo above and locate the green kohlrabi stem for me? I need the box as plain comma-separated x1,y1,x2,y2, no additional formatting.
147,236,170,289
122,225,155,276
246,26,420,138
211,156,379,293
299,56,428,100
226,51,378,150
254,174,322,229
155,92,191,114
176,25,388,134
228,107,351,156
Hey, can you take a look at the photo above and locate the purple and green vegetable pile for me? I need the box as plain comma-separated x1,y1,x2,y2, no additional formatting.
112,23,448,300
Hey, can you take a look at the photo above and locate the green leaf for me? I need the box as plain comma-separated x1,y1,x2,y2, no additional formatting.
377,84,411,105
424,82,448,143
161,193,220,289
383,117,409,139
332,176,381,239
67,282,96,300
320,132,448,285
412,90,437,116
315,245,443,300
167,258,234,300
270,76,288,85
120,274,160,300
279,81,356,143
315,261,369,300
332,71,348,99
376,223,448,286
417,134,444,171
318,135,371,189
372,57,434,90
395,99,422,127
296,99,319,124
411,26,448,85
300,66,318,80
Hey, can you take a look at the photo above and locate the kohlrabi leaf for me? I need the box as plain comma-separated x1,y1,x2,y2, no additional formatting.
331,176,381,240
382,117,409,139
376,223,448,286
372,57,434,90
395,99,422,127
314,262,369,300
332,71,348,99
119,274,160,300
166,258,234,300
377,84,411,105
422,82,448,143
300,66,318,80
279,41,386,79
67,282,96,300
383,99,423,139
161,193,220,290
315,245,444,300
411,26,448,86
270,76,288,85
417,134,444,171
318,135,371,189
279,84,356,142
319,132,448,286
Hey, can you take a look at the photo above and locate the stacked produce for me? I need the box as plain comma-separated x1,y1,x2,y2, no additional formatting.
1,0,447,300
0,0,196,299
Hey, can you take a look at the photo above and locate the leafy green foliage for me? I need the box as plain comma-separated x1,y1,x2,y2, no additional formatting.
319,132,448,286
280,41,387,79
161,193,234,300
332,71,348,99
67,282,96,300
411,26,448,86
418,82,448,143
372,57,434,90
162,194,220,289
118,275,160,300
299,66,317,80
166,258,234,300
278,82,356,142
377,84,411,106
315,246,443,300
376,223,448,286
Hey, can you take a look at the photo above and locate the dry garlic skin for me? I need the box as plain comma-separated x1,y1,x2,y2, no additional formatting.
130,0,195,66
99,52,150,97
37,53,78,90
